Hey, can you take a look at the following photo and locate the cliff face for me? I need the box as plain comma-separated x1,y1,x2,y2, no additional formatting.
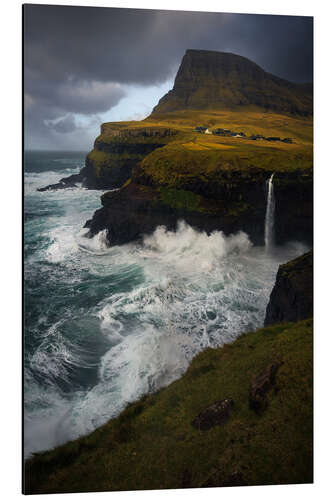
265,250,313,326
38,126,179,191
85,159,313,247
82,126,178,189
151,49,313,117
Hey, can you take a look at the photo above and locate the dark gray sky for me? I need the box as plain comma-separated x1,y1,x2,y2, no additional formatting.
24,4,313,150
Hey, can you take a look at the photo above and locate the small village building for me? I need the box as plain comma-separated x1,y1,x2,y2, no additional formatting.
250,134,265,141
194,126,208,133
212,128,223,135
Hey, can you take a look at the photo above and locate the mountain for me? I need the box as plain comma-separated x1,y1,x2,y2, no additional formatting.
151,49,313,116
38,49,313,248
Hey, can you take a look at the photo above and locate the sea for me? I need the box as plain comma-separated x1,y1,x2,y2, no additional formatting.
24,150,308,458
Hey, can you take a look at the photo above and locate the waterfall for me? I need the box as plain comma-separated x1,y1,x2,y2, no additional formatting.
264,173,275,251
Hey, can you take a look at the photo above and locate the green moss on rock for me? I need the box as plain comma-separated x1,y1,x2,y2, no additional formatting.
159,187,201,212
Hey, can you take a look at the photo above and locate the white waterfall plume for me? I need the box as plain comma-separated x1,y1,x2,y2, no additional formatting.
264,173,275,251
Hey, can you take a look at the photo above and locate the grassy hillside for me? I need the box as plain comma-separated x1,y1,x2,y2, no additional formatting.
144,109,313,144
25,318,313,494
151,50,312,116
92,109,312,190
103,109,313,145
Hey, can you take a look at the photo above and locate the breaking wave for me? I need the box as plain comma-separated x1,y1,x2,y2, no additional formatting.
24,155,308,458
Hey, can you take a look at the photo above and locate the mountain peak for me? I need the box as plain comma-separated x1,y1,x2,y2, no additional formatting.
151,49,312,116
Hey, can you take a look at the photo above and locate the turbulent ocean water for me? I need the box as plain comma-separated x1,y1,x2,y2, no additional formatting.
24,150,308,458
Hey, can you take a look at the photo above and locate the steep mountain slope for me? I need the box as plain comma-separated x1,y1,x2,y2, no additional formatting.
151,49,313,116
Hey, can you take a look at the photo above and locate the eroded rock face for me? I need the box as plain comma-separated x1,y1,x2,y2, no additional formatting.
191,399,234,431
264,251,313,326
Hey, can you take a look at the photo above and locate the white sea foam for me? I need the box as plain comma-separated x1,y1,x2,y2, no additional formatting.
141,220,252,274
24,173,309,458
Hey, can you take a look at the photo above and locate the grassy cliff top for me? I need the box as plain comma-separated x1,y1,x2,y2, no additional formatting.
100,109,313,144
91,109,312,193
134,134,312,190
25,318,313,494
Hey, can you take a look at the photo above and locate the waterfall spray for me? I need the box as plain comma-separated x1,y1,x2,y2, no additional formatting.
264,173,275,251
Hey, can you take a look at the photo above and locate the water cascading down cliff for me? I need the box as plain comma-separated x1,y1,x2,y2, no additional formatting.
264,174,275,252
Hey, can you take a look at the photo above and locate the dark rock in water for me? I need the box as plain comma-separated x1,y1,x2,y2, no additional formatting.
264,251,313,326
37,173,83,192
249,362,282,414
192,398,234,431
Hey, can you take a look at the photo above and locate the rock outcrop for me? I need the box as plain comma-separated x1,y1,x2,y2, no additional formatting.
249,362,282,413
192,399,234,431
37,172,85,191
264,250,313,325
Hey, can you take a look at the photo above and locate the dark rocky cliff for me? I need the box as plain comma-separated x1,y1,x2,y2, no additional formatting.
85,165,313,247
151,49,313,116
265,250,313,325
39,126,179,191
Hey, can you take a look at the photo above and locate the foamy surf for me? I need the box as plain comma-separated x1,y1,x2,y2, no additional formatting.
24,153,309,459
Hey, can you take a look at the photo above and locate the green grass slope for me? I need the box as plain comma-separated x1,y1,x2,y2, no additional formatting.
86,108,313,182
151,50,312,116
25,319,313,494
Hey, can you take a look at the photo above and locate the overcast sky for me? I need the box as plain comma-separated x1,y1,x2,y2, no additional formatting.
24,4,313,151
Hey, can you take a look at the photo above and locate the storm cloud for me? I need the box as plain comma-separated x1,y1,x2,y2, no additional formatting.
24,5,313,150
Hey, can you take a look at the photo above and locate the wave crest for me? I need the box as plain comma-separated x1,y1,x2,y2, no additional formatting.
141,220,252,272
